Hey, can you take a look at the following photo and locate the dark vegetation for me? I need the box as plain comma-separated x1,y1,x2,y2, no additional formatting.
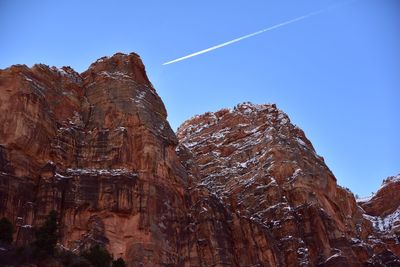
0,212,126,267
33,210,58,256
0,217,13,244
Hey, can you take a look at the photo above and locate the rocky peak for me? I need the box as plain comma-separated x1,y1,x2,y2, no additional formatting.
1,54,400,266
359,174,400,236
82,52,151,85
178,101,321,188
0,53,186,265
359,174,400,217
78,53,172,141
177,102,400,266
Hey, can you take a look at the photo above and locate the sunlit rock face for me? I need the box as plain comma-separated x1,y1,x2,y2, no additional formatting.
177,103,400,266
0,52,188,265
359,174,400,218
358,174,400,257
0,52,399,266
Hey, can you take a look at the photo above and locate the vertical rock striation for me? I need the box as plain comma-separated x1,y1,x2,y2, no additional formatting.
177,103,400,266
0,53,399,266
0,53,187,265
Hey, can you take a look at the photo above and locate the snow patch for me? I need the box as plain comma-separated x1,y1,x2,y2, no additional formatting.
356,195,373,203
136,90,146,100
99,71,131,80
95,56,108,63
379,174,400,191
116,126,127,132
296,138,307,148
325,250,342,263
363,207,400,232
55,172,70,180
66,168,136,177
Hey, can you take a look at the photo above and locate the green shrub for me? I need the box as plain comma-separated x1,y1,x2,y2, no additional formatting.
112,257,126,267
81,245,112,267
0,217,13,244
33,210,58,256
69,256,92,267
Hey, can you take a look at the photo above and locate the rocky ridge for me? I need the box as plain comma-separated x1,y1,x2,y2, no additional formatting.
358,174,400,254
0,52,399,266
177,103,400,266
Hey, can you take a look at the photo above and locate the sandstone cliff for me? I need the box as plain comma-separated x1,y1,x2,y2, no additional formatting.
359,175,400,219
0,53,188,265
358,174,400,257
0,53,399,266
177,103,400,266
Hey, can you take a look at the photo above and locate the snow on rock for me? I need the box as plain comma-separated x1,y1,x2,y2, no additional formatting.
360,173,400,230
2,53,400,266
65,168,136,177
381,174,400,189
55,172,71,180
99,70,132,80
325,250,343,263
176,101,384,265
363,207,400,233
356,195,373,203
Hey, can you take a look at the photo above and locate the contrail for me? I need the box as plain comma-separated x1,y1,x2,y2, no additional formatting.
163,3,351,65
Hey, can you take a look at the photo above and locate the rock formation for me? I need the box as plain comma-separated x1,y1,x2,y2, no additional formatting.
177,104,400,266
359,175,400,219
0,53,188,265
358,174,400,257
0,52,399,266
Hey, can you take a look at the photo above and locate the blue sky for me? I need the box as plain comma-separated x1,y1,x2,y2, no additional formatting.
0,0,399,197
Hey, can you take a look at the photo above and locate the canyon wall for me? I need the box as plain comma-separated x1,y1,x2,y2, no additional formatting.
0,52,399,266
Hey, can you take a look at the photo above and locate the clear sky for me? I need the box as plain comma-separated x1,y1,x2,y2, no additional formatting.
1,0,399,197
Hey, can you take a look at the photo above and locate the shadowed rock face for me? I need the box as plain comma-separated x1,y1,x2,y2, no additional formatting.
0,52,399,266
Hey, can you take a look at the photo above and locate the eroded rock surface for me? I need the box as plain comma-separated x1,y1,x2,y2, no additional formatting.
0,53,187,265
360,175,400,218
0,53,399,266
177,103,400,266
358,174,400,257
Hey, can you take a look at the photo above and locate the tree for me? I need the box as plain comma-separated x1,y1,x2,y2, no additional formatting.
81,245,112,267
112,258,126,267
33,210,58,256
0,217,13,244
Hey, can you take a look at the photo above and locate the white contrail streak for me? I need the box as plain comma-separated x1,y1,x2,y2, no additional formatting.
162,4,347,65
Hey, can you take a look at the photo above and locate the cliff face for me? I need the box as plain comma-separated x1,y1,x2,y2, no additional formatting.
360,175,400,218
358,174,400,257
0,53,188,265
177,104,400,266
0,53,399,266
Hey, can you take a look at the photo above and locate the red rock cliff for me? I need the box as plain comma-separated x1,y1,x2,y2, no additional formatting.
358,174,400,257
177,103,400,266
0,53,399,266
0,52,188,265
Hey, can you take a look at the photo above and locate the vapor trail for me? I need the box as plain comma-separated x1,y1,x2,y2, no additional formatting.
163,4,347,65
